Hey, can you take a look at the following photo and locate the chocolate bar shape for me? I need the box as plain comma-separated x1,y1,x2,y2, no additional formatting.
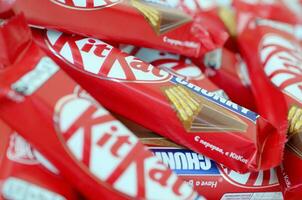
163,85,248,132
131,0,191,34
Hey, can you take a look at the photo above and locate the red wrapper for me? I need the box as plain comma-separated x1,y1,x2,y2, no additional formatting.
0,120,80,200
0,0,14,14
237,0,302,24
238,17,302,200
119,44,255,111
117,119,283,200
197,48,256,111
166,0,302,26
147,1,229,48
232,0,302,38
0,15,201,200
33,26,285,173
152,147,283,200
277,148,302,200
118,44,226,96
11,0,228,58
249,19,302,47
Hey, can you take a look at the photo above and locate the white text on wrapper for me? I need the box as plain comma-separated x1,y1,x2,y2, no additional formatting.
55,93,198,199
46,30,171,83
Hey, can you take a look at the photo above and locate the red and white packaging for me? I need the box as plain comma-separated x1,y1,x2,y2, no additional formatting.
238,17,302,200
118,44,256,109
235,0,302,24
32,26,286,173
149,0,230,48
232,0,302,37
0,15,201,200
250,18,302,47
118,118,284,200
198,48,256,111
0,120,80,200
161,0,302,26
118,44,226,96
11,0,228,58
151,146,283,200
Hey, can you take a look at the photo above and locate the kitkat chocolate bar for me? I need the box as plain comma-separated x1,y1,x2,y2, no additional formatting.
0,120,80,200
238,18,302,200
11,0,228,58
32,27,285,173
117,118,284,200
0,14,202,200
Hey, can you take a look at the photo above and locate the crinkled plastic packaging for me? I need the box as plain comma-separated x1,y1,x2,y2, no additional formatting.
0,120,80,200
12,0,228,58
33,27,285,173
0,14,201,200
118,117,284,200
238,17,302,200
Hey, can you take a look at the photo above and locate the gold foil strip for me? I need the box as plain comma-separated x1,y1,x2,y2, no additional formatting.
218,6,237,37
165,88,189,121
131,0,191,34
288,106,302,136
131,0,160,28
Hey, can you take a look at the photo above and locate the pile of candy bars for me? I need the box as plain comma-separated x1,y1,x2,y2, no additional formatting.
1,0,302,199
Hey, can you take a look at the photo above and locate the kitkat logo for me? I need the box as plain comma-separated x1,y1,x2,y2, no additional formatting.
260,34,302,103
50,0,122,10
121,45,203,81
219,165,279,188
45,30,171,83
53,88,198,199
